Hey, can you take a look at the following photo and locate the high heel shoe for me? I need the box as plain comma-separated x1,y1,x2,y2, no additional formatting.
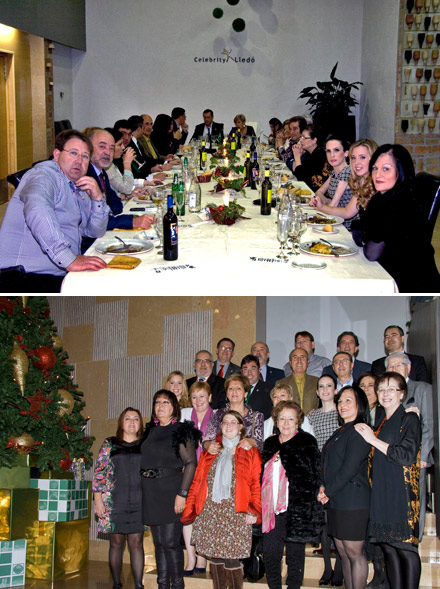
330,574,343,587
195,566,207,573
183,566,195,576
319,576,332,586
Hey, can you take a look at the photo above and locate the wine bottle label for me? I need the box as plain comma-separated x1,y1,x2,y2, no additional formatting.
202,152,207,161
189,192,197,207
170,223,178,245
252,168,259,180
267,189,272,204
231,142,236,150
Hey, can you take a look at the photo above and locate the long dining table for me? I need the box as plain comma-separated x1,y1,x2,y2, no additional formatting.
61,155,397,295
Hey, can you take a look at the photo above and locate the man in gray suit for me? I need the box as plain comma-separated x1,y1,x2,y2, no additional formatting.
386,352,434,540
276,348,319,415
212,337,240,379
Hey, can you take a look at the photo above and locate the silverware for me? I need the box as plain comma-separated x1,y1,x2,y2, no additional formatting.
319,238,339,257
115,235,128,248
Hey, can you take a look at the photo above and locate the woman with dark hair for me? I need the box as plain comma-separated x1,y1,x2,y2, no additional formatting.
268,118,282,146
358,372,384,429
181,410,262,589
151,114,176,156
312,135,356,229
318,386,371,589
140,390,201,589
287,124,331,191
93,407,145,589
359,143,440,292
262,401,323,589
355,372,422,589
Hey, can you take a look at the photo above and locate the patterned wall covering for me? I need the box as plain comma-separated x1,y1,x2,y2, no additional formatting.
47,296,256,553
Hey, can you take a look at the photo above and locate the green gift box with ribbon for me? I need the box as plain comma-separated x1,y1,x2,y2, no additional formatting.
0,489,39,542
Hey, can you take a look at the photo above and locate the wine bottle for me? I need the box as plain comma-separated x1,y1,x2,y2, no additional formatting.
230,133,236,154
250,152,259,190
171,173,179,205
206,132,212,151
260,168,272,215
250,136,256,155
236,129,242,149
163,195,178,260
200,140,207,170
244,152,251,185
178,177,185,216
188,174,201,213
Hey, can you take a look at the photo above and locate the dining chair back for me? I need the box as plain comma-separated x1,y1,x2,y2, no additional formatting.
7,168,31,189
415,171,440,241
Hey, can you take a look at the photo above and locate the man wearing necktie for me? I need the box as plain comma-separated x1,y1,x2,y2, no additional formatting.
190,109,224,143
186,350,226,409
213,338,240,379
240,354,272,419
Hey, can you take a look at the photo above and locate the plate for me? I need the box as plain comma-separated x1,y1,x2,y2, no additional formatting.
313,226,340,235
291,260,327,270
306,214,344,227
132,196,156,205
95,238,154,255
300,241,358,257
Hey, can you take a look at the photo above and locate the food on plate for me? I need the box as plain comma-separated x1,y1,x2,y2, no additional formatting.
106,244,144,254
281,174,290,181
300,189,311,195
309,242,332,255
322,224,334,232
106,255,141,270
307,215,337,224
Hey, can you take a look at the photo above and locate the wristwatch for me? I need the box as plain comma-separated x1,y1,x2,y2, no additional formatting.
177,489,188,497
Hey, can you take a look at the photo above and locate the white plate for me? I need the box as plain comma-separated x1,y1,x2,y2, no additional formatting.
132,196,155,205
291,260,327,270
313,226,340,235
95,238,154,255
306,214,344,227
300,241,358,257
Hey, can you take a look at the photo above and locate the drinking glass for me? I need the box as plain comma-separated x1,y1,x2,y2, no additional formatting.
287,210,301,255
175,190,184,218
153,214,164,254
298,213,308,247
276,211,290,259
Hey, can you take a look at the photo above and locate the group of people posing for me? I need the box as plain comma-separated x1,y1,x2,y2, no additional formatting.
93,326,433,589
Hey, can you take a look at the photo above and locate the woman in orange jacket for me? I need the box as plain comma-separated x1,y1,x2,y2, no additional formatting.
181,410,262,589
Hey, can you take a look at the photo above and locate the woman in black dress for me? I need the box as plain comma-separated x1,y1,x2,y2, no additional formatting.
355,372,422,589
151,114,176,156
93,407,145,589
141,390,201,589
318,386,371,589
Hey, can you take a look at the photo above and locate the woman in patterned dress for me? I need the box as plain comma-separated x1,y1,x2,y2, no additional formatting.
93,407,145,589
181,410,262,589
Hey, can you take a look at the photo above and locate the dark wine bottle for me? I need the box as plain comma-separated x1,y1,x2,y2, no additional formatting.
250,136,256,155
230,133,236,155
236,129,242,149
163,195,178,260
244,151,251,185
200,140,207,170
250,152,259,190
260,168,272,215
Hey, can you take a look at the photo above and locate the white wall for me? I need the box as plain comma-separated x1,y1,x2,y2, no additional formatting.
359,0,400,143
265,296,411,370
53,43,73,122
70,0,364,137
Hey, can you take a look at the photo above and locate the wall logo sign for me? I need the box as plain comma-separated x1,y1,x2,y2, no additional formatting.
194,49,256,64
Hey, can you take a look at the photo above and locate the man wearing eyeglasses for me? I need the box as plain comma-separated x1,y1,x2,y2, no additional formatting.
331,352,354,391
385,351,433,539
186,350,226,409
371,325,429,382
213,338,240,379
322,331,371,382
0,129,109,293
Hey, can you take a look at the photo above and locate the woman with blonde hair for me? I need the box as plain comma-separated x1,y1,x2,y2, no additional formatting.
165,371,191,409
310,138,378,229
228,114,256,140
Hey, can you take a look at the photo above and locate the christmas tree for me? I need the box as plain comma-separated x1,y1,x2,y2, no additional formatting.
0,296,94,473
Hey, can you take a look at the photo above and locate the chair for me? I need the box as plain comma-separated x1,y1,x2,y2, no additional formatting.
414,172,440,241
54,119,73,136
6,168,31,189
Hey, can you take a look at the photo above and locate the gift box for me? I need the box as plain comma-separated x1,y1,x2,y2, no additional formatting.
0,489,39,541
0,539,27,587
26,519,88,580
29,479,88,522
0,467,30,490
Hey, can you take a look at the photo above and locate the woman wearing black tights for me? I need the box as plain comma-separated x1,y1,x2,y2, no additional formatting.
318,386,371,589
355,372,422,589
141,390,200,589
93,407,146,589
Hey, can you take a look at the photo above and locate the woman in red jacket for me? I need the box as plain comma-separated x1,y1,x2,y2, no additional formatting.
181,410,262,589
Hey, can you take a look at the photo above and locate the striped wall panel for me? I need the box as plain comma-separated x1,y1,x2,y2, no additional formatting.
107,355,163,419
162,310,213,375
47,297,65,337
93,299,129,361
64,297,96,326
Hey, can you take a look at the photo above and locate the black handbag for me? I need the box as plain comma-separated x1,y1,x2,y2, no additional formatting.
243,533,265,582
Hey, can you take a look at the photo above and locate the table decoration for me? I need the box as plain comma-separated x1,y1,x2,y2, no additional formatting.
214,177,247,195
206,200,246,225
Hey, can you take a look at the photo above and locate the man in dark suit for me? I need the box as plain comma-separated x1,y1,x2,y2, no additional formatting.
190,109,224,142
385,352,433,539
84,129,153,249
275,348,319,415
322,331,371,383
186,350,226,409
240,354,272,419
250,341,284,386
212,337,240,379
371,325,429,382
171,107,188,149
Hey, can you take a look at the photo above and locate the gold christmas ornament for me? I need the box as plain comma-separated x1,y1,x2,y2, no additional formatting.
9,341,29,396
12,432,35,455
52,334,63,349
21,296,28,308
54,389,75,416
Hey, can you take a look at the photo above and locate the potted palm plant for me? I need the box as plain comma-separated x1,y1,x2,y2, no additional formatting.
298,63,362,142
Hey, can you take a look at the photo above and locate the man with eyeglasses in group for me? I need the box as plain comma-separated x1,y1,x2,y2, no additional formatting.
186,350,226,409
331,351,355,391
322,331,371,382
212,337,240,379
0,129,109,293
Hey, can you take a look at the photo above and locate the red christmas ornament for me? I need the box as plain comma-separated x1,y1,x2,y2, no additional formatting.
32,346,56,370
25,389,51,413
60,449,72,471
0,297,16,316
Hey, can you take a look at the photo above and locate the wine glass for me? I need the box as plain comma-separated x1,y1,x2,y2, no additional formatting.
175,190,184,218
153,214,164,255
297,213,308,249
276,211,290,259
287,210,301,255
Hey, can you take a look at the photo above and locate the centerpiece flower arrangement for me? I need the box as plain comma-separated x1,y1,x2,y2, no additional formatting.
212,164,244,178
214,177,247,194
206,200,246,226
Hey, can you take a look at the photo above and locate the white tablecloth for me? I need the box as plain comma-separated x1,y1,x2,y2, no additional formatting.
61,166,397,295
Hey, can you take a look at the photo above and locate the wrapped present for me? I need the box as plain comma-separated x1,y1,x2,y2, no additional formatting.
26,519,88,580
0,489,39,541
0,468,30,490
39,470,74,480
29,479,88,522
0,539,27,588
